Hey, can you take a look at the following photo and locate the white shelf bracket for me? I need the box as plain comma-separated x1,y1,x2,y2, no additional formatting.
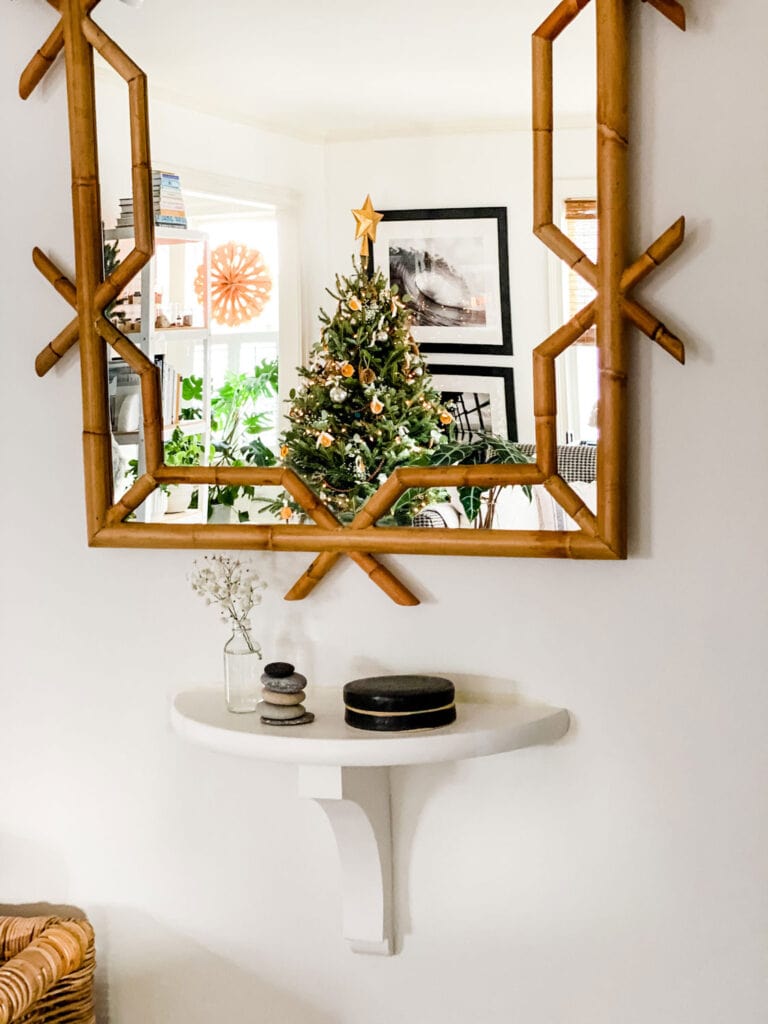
298,764,393,956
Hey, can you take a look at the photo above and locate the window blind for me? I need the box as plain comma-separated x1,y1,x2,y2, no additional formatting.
564,198,597,344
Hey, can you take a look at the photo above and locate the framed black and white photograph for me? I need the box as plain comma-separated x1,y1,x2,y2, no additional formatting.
371,207,512,356
427,364,518,442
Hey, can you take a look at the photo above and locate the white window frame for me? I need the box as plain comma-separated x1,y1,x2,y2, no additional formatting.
161,165,303,436
547,177,597,444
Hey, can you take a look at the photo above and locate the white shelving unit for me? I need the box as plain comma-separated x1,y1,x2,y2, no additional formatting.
104,226,211,523
172,688,570,956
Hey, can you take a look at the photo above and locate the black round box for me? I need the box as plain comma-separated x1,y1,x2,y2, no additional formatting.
343,675,456,732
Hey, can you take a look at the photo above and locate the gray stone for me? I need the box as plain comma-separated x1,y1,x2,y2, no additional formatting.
260,671,307,694
256,701,306,720
261,687,304,706
261,712,315,727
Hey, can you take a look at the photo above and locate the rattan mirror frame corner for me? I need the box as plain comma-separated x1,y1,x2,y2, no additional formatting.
20,0,688,606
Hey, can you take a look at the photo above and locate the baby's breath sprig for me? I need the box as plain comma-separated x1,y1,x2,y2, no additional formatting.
189,555,267,654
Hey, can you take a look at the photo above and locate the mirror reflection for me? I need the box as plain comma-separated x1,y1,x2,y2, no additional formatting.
97,0,598,531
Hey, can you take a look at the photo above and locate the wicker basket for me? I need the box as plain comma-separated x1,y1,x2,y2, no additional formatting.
0,916,95,1024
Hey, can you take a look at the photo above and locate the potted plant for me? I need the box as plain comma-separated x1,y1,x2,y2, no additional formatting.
164,427,205,513
413,433,532,529
207,358,278,522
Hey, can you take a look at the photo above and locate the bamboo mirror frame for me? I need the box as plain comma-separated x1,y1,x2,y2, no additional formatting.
20,0,688,606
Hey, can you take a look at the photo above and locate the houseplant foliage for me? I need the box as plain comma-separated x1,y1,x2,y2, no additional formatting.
276,260,451,522
164,426,204,467
164,426,205,512
182,359,278,520
414,433,533,528
208,358,278,518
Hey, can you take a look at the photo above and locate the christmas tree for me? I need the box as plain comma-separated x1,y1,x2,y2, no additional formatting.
278,199,452,522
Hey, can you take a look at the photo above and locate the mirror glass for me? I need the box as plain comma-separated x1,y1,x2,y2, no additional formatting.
95,0,598,532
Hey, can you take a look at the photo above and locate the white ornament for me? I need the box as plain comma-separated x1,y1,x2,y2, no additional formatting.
330,385,347,403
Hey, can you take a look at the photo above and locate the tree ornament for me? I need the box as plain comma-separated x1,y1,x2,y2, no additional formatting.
280,444,289,459
439,411,454,425
370,397,384,415
195,241,272,327
348,296,362,312
329,385,347,403
375,330,389,342
279,505,293,520
351,194,383,262
317,431,334,448
340,363,355,377
359,367,376,386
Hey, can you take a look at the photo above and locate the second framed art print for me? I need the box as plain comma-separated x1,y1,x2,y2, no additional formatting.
427,364,518,443
371,207,513,356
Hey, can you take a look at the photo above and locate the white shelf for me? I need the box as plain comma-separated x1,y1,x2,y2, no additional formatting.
108,326,208,340
171,689,569,768
164,419,206,438
159,509,202,524
114,419,206,445
106,226,208,244
172,688,569,957
154,326,209,340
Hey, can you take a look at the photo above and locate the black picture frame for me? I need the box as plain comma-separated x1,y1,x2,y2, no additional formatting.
371,207,513,356
426,364,518,442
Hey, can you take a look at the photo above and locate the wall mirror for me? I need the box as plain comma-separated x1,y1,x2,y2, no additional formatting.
19,0,687,605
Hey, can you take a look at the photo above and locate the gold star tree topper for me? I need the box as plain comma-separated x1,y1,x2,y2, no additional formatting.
351,194,383,263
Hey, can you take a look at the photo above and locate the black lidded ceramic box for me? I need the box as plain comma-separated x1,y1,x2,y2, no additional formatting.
343,675,456,732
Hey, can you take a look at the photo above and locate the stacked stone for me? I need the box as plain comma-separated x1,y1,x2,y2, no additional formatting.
259,662,314,726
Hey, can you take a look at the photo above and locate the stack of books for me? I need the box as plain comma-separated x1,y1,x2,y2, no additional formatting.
153,354,183,426
116,170,187,229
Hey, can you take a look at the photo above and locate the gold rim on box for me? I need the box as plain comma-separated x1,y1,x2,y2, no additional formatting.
344,702,456,718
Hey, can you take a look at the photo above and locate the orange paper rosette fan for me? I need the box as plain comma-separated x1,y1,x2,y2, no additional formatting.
196,241,273,327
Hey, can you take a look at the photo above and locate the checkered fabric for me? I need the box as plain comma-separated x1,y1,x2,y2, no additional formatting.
516,443,596,483
412,509,447,528
412,504,462,528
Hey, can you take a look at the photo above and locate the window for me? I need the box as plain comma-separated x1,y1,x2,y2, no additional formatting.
563,198,597,344
187,196,281,454
561,197,598,444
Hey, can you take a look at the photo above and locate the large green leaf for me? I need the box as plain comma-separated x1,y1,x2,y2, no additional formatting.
458,486,483,522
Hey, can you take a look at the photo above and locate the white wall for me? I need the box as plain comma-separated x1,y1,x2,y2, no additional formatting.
2,4,767,1024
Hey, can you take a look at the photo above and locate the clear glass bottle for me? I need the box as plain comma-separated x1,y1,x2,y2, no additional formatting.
223,619,262,713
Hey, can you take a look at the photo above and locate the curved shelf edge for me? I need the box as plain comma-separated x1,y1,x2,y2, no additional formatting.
171,688,570,768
